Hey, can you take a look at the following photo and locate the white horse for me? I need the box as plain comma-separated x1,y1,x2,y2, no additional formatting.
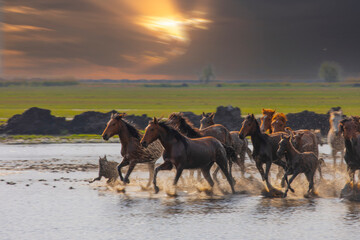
327,110,345,165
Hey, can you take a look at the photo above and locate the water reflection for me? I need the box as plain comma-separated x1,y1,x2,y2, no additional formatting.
344,201,360,223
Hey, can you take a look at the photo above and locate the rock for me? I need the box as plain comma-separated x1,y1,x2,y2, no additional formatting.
286,110,329,135
0,107,67,134
214,105,243,131
68,110,117,134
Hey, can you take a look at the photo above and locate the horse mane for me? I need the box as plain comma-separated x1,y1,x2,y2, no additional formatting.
262,108,275,115
111,112,141,140
168,113,202,138
158,120,188,149
272,113,287,123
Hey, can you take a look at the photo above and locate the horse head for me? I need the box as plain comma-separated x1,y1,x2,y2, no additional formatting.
260,108,275,133
271,113,287,133
102,112,126,140
200,112,215,129
141,117,160,148
239,114,258,139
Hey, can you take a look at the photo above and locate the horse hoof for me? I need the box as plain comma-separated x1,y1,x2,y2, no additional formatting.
123,178,130,184
290,188,295,193
154,186,160,194
282,193,287,198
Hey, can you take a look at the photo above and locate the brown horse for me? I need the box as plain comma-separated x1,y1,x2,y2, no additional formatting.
271,113,287,133
340,116,360,184
140,118,235,194
327,110,345,165
260,108,276,133
239,114,286,188
102,113,163,186
200,112,253,176
277,135,322,198
285,127,319,157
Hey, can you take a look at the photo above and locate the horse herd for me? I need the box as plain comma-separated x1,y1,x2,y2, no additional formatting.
99,108,360,198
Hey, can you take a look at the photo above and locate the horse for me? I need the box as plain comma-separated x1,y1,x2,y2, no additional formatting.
276,135,322,198
140,117,235,194
327,110,345,165
239,114,287,189
200,112,253,176
102,113,163,187
260,108,276,133
168,112,236,179
271,113,287,133
340,116,360,184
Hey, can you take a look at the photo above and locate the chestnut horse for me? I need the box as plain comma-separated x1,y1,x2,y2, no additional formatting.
140,118,235,194
239,114,286,188
102,113,163,186
276,135,322,198
200,112,253,176
327,110,345,165
271,113,287,133
340,116,360,184
260,108,276,133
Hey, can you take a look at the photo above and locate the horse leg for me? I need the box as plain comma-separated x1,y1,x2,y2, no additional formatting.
348,167,355,185
146,162,155,188
212,166,220,183
197,169,202,181
305,171,315,194
283,170,300,198
332,149,337,167
255,160,266,181
173,167,184,186
216,156,235,193
264,160,272,185
123,162,136,184
246,147,253,162
89,176,101,183
117,158,130,182
201,164,215,187
153,161,173,193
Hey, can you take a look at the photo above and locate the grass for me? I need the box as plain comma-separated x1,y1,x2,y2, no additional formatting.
0,82,359,122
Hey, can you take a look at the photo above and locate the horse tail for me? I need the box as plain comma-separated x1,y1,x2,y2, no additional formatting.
222,144,237,163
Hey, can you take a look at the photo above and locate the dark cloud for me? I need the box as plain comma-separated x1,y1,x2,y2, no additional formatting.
3,0,360,80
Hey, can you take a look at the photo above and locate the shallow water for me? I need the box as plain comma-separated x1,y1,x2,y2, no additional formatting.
0,143,359,240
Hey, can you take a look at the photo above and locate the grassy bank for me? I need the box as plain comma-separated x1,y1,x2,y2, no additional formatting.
0,82,359,121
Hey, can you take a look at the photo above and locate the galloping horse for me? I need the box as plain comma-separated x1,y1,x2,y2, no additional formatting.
102,113,163,186
239,114,286,188
277,135,322,198
140,118,235,194
260,108,276,133
200,112,253,176
340,116,360,184
168,113,235,178
327,110,345,165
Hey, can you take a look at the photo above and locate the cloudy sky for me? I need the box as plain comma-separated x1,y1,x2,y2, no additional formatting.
2,0,360,80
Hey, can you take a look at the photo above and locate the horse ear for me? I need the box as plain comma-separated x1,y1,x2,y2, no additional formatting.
210,112,215,119
120,113,127,117
153,117,158,124
202,112,205,117
251,114,255,119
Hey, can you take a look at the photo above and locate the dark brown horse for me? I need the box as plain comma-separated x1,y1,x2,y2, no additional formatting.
168,112,236,179
200,112,253,176
239,114,286,188
260,108,276,133
340,116,360,184
102,113,163,186
140,118,235,194
277,135,322,198
285,127,319,157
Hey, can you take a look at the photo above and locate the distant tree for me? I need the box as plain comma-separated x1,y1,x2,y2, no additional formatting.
319,61,342,83
200,65,215,84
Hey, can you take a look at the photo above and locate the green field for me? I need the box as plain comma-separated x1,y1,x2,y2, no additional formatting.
0,82,359,123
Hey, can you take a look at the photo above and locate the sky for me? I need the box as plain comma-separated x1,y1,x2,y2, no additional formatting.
2,0,360,81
